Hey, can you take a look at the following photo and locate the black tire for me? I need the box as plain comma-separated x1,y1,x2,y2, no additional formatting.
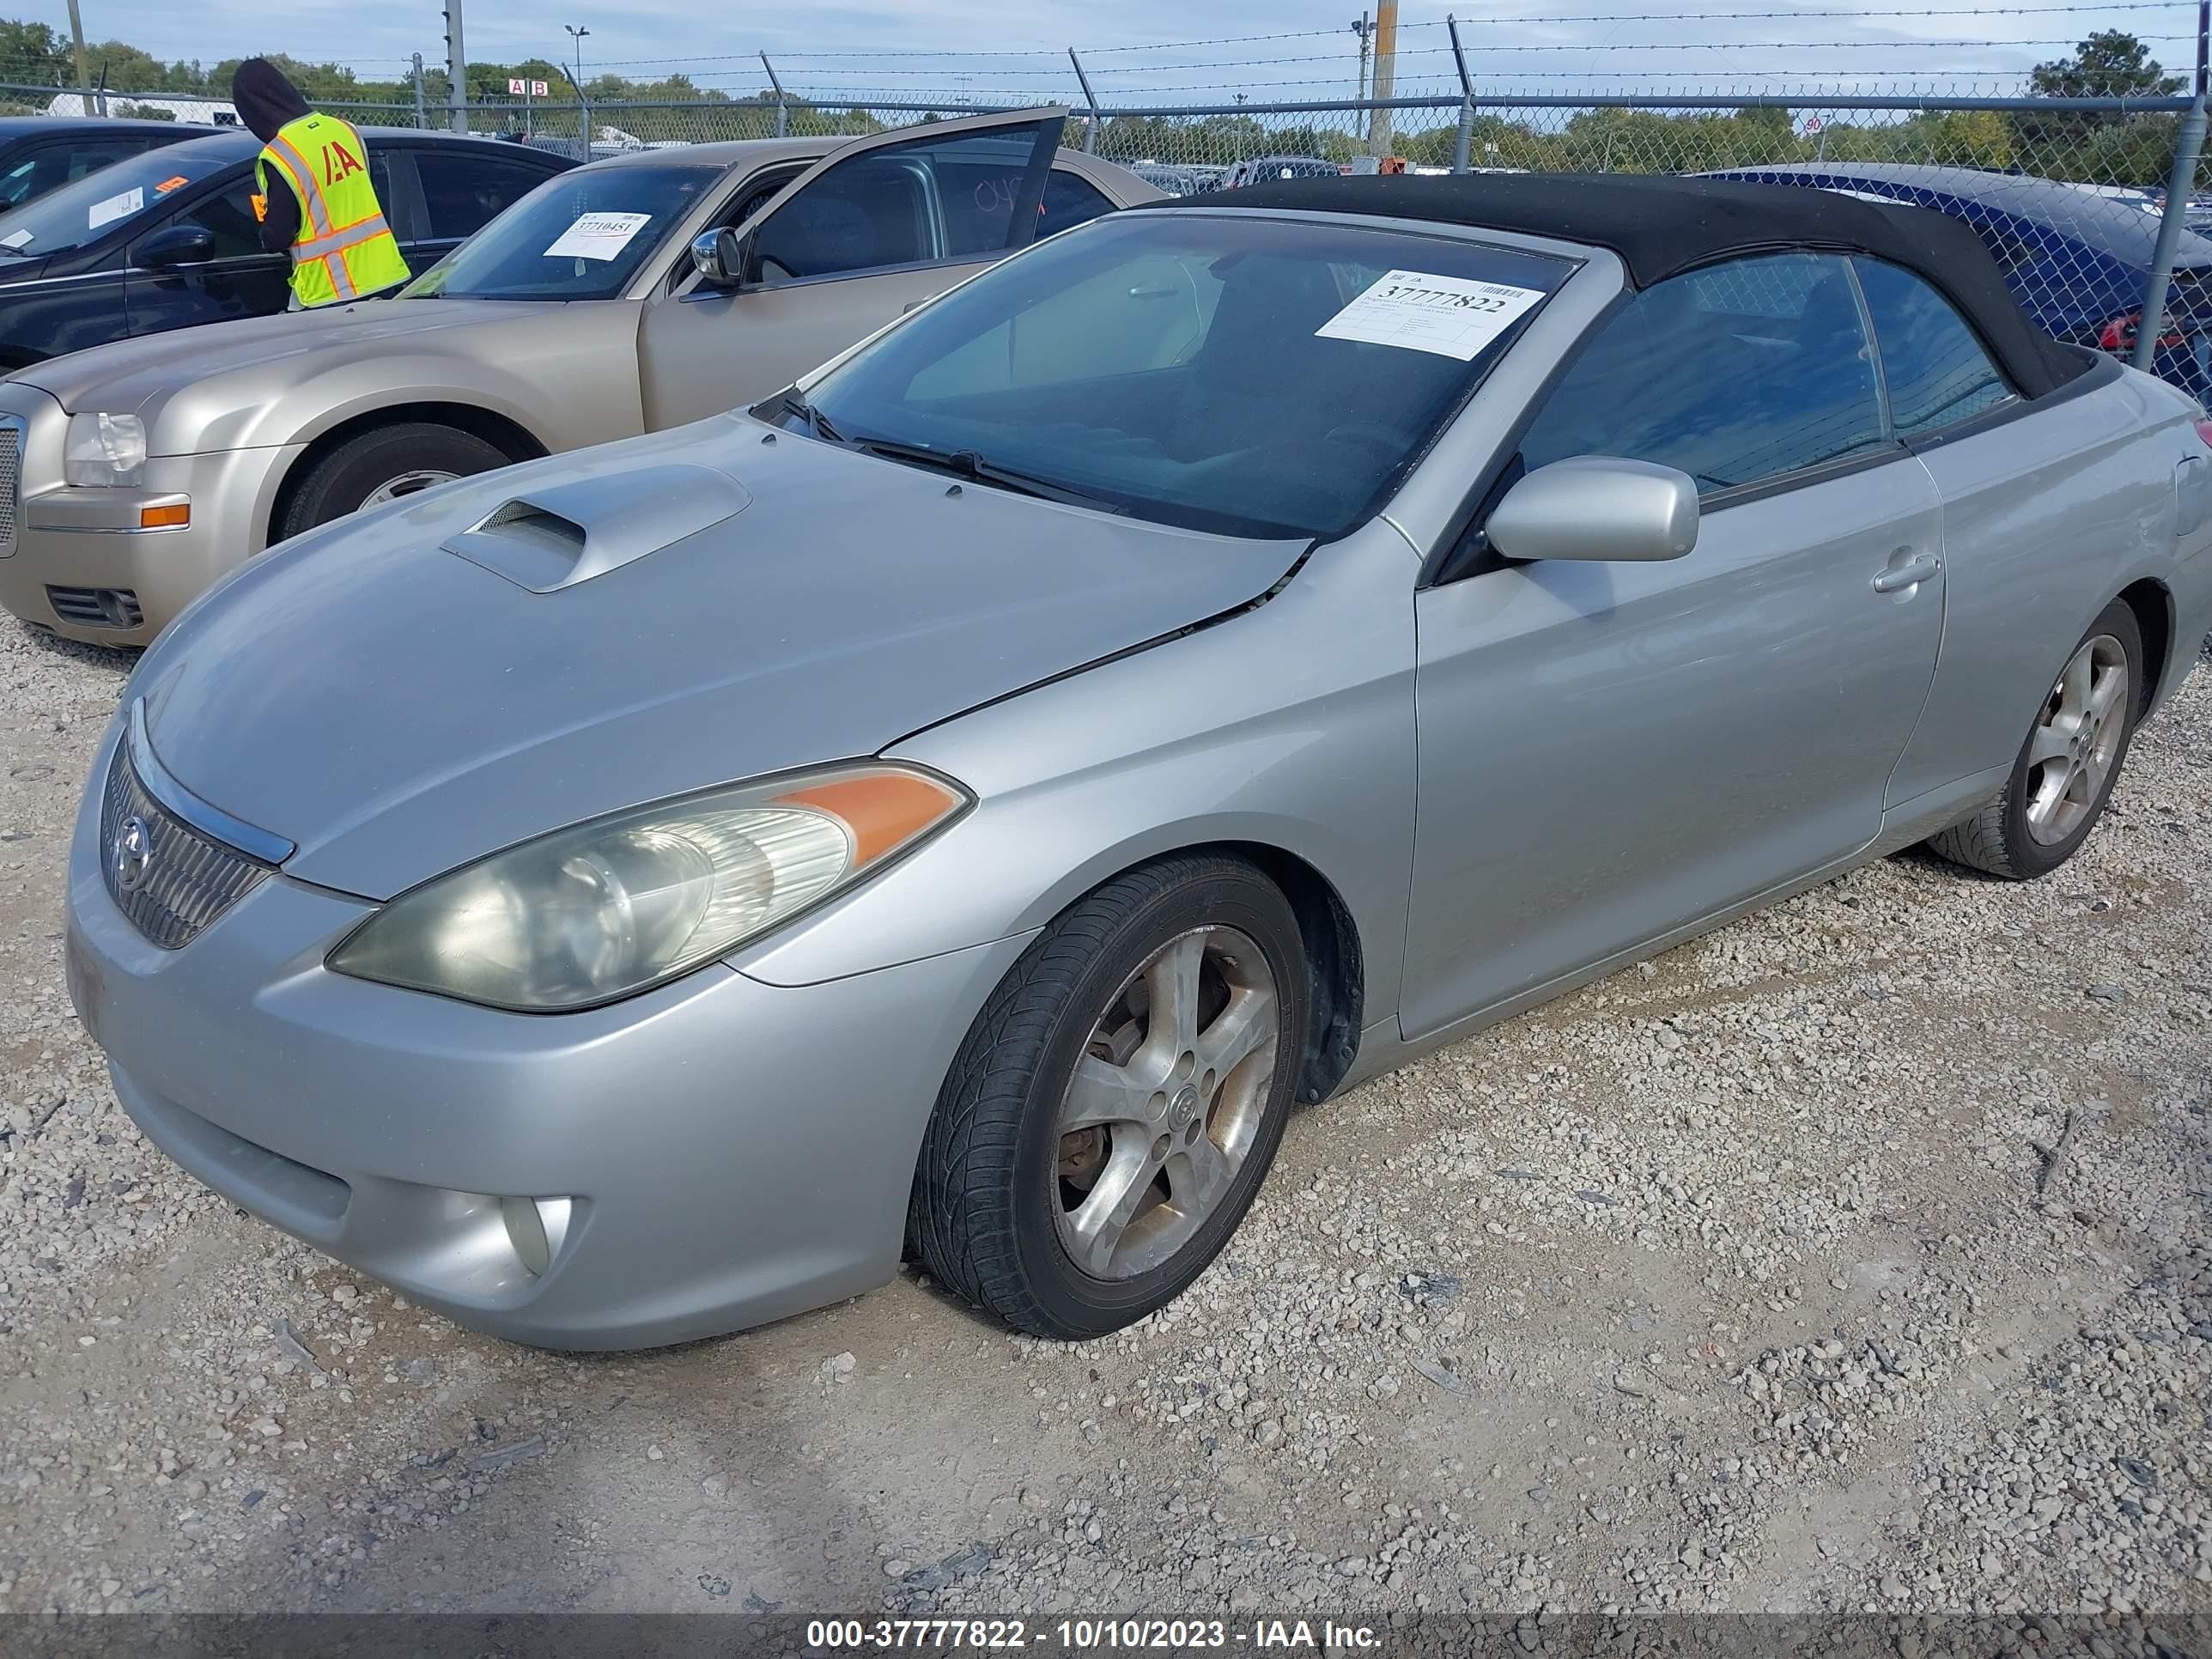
277,422,511,540
1928,598,2144,880
910,854,1309,1340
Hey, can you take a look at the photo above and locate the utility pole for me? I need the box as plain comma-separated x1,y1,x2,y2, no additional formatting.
1351,13,1371,104
64,0,91,107
1364,0,1397,161
411,53,427,130
443,0,468,133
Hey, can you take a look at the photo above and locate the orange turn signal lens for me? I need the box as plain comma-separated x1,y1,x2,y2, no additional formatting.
775,769,967,868
138,503,190,530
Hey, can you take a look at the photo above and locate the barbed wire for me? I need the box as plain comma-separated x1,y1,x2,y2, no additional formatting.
211,0,2178,70
601,37,2186,84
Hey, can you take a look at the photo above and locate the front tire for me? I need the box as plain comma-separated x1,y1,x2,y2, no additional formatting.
277,422,511,540
910,855,1309,1339
1928,599,2142,879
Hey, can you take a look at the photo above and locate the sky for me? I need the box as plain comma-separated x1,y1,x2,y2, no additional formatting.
24,0,2207,101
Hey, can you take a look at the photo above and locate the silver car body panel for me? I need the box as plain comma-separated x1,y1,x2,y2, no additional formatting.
129,415,1308,901
60,208,2212,1348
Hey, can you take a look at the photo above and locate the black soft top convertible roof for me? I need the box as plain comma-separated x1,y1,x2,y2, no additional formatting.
1147,172,2090,399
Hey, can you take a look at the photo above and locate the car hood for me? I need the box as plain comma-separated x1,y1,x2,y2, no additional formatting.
11,296,570,424
131,416,1306,900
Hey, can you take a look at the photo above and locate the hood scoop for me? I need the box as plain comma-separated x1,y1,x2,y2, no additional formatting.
442,462,751,593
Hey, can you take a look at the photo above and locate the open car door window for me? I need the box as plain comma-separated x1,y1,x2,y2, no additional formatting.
672,107,1066,297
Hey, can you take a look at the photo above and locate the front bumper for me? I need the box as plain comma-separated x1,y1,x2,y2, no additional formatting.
0,386,297,647
65,720,1030,1348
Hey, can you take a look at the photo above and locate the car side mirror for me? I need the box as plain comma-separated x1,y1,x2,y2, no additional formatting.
133,222,216,270
689,227,745,289
1485,456,1699,563
137,223,216,270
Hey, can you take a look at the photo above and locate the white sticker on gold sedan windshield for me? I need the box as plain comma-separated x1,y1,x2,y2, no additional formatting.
1316,270,1547,361
542,211,653,261
88,186,144,231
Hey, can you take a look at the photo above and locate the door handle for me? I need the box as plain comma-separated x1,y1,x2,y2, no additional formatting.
1871,553,1941,594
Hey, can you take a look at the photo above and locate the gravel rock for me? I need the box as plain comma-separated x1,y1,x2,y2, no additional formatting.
0,620,2208,1619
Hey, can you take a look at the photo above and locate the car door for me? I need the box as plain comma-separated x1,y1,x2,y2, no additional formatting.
1851,256,2105,808
122,173,290,337
1398,252,1948,1039
635,109,1065,428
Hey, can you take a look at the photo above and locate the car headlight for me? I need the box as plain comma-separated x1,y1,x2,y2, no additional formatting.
64,412,148,488
328,764,969,1012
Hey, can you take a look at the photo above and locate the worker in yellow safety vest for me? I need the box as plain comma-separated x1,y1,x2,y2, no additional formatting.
230,58,410,308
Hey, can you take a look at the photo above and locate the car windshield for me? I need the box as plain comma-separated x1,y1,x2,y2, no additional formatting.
801,210,1571,538
400,161,719,301
0,142,233,259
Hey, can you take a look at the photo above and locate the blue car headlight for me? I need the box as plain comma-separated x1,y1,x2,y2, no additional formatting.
329,764,968,1012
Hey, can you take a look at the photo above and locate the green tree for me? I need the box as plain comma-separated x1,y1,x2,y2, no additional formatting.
2019,30,2185,157
2030,30,2184,100
0,20,66,85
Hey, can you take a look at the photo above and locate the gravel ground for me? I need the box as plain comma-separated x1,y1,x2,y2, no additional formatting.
0,616,2206,1626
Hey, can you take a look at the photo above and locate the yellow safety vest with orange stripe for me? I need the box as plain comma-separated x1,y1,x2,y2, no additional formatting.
255,112,410,308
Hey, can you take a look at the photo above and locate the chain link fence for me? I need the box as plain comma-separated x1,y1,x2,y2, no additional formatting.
3,77,2204,394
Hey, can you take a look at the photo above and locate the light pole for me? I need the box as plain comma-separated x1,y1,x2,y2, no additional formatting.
564,24,591,155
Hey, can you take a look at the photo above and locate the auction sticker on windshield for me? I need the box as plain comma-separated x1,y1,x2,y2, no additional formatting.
88,186,144,231
1316,270,1547,361
544,211,653,261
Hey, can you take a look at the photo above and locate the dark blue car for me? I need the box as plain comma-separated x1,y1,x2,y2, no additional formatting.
1708,161,2212,398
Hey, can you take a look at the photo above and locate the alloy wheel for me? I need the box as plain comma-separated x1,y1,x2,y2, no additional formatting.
1052,927,1279,1280
2025,633,2130,847
361,469,460,507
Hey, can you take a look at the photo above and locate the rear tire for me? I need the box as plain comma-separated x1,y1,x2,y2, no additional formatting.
276,422,511,540
910,854,1308,1339
1928,599,2142,880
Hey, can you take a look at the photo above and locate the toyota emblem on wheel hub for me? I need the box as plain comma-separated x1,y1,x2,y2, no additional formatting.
110,814,154,895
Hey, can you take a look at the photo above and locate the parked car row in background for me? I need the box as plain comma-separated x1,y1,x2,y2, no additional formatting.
0,125,572,371
0,109,1154,642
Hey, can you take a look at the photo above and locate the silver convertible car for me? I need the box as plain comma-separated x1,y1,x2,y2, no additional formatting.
64,175,2212,1348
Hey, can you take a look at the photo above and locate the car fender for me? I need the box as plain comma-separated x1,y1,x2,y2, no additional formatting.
729,520,1420,1030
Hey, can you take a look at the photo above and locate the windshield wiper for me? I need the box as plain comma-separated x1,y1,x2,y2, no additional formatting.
848,436,1124,514
781,392,845,447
